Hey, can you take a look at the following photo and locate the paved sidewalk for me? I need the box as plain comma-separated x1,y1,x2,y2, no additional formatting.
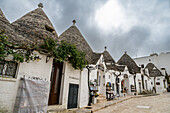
48,94,158,113
95,93,168,113
73,96,133,113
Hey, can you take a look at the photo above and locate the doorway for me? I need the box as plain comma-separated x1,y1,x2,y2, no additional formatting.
139,82,142,93
145,80,148,90
67,84,79,109
48,61,63,105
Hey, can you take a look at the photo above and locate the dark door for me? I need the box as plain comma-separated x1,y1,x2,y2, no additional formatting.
67,84,79,109
48,62,63,105
141,75,144,89
139,82,142,93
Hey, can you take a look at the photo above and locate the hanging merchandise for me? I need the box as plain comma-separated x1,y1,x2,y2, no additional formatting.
106,82,111,87
14,77,50,113
121,80,124,88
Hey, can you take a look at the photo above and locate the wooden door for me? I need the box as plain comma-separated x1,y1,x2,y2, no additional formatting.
67,84,79,109
48,62,63,105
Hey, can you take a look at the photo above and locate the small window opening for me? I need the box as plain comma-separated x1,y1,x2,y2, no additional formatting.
45,25,54,32
0,60,18,78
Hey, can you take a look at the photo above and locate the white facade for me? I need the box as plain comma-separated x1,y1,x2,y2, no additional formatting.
0,52,90,112
150,76,167,94
134,53,169,94
0,51,53,113
59,62,89,109
134,52,170,75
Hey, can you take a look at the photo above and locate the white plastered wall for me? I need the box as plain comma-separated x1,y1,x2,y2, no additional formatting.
134,53,170,75
61,62,89,109
0,51,53,113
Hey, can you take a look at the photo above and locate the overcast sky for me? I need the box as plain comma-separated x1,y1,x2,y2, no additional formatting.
0,0,170,61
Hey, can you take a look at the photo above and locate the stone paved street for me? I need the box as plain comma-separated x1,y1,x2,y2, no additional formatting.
95,93,170,113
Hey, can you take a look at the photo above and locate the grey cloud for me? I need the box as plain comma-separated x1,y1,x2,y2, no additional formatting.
107,26,151,61
0,0,170,61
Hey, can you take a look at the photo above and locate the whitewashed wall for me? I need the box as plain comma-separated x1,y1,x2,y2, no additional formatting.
111,72,116,94
134,52,170,75
128,74,135,95
61,62,89,109
89,69,97,82
79,68,89,107
155,76,166,94
135,73,142,94
0,51,53,113
99,71,106,96
118,74,124,96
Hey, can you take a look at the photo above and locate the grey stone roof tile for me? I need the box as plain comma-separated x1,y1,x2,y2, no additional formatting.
12,8,58,44
145,63,163,77
58,25,94,63
117,53,140,74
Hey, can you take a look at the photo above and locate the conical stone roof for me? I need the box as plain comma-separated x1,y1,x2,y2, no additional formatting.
103,50,115,64
145,63,154,73
12,7,58,44
0,8,27,43
117,52,140,74
0,8,9,23
58,25,94,63
145,63,163,77
91,52,102,64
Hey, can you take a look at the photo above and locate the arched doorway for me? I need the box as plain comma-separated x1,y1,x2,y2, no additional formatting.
121,74,129,93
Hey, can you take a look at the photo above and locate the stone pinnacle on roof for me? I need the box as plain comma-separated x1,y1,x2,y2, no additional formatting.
38,3,43,8
105,46,107,51
72,20,76,26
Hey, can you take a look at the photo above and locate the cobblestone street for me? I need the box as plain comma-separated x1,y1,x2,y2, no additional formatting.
95,93,170,113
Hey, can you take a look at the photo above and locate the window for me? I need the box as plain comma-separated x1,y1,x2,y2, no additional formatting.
45,25,54,32
112,83,114,91
141,64,144,68
0,61,18,78
156,82,160,85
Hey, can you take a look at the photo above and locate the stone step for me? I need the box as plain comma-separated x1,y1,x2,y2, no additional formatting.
48,109,67,113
